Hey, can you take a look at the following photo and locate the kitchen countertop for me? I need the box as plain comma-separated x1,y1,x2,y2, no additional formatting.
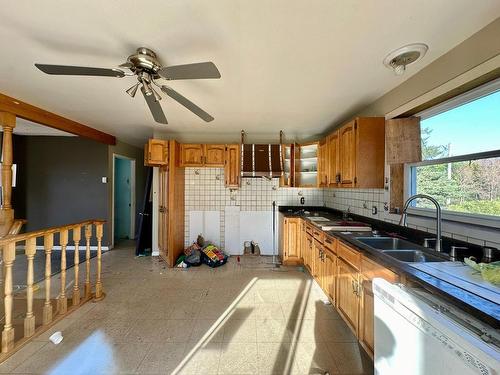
279,205,500,328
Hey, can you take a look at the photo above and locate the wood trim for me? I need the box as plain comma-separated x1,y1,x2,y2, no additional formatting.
0,219,105,246
0,93,116,145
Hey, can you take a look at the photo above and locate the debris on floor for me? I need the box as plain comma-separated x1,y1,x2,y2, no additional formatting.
178,234,228,268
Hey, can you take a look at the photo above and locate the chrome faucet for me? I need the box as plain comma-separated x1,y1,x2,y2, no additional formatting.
399,194,442,252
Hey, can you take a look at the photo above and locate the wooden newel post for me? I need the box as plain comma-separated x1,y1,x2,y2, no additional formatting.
94,223,104,301
43,233,54,325
1,242,16,353
72,226,81,306
24,237,37,338
0,112,16,237
84,224,92,299
58,229,68,314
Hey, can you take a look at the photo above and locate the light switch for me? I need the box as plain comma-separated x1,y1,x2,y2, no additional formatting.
102,177,107,183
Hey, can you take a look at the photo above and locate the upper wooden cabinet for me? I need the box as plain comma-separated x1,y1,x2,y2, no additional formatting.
385,117,421,164
180,144,225,167
144,139,168,166
339,120,357,187
327,130,340,187
180,144,204,166
317,138,328,187
224,144,240,188
204,144,225,166
336,117,385,188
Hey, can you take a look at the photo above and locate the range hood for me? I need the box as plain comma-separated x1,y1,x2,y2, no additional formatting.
241,144,283,178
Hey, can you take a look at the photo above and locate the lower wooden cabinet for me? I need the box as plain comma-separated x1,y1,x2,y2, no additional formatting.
358,256,399,358
284,217,399,359
281,217,302,264
323,249,337,303
336,257,360,334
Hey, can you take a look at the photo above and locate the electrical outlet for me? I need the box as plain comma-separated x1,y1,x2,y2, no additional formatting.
101,177,107,183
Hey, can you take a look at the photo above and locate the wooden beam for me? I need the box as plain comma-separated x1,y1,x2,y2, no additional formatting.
0,93,116,145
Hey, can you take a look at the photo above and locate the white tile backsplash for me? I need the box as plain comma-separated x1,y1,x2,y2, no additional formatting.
184,168,499,250
324,188,500,249
184,168,324,248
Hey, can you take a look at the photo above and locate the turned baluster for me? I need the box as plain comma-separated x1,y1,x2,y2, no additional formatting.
58,229,68,314
43,233,54,325
24,237,36,337
72,226,81,306
94,223,104,301
84,224,92,299
1,242,16,353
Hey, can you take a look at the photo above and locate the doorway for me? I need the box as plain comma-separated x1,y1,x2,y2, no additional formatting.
113,154,136,246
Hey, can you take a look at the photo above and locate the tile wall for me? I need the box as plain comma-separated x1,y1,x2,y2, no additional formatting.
184,168,324,248
184,168,500,250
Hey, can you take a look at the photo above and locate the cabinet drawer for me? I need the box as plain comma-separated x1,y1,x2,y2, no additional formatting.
324,235,336,252
361,257,399,283
338,241,360,270
313,228,324,242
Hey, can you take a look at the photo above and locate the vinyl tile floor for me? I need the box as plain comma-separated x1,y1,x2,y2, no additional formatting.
0,243,373,375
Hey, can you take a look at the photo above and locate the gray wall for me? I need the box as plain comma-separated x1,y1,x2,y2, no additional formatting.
22,136,110,243
12,136,147,247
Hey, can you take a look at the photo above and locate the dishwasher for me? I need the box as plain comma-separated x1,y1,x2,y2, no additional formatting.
373,278,500,375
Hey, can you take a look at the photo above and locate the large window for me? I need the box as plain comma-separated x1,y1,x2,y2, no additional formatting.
408,79,500,219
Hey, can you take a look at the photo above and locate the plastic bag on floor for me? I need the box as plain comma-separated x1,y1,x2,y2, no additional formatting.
185,249,202,267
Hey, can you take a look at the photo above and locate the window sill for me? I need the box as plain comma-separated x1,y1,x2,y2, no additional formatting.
406,207,500,229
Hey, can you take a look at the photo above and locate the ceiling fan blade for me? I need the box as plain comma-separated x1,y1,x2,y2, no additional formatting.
158,62,221,80
141,86,168,124
35,64,125,77
161,86,214,122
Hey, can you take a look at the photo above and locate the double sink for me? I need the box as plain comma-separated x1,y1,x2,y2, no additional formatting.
304,214,449,264
354,236,448,263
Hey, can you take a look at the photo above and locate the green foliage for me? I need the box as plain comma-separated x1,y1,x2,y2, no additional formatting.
416,127,499,216
448,200,500,216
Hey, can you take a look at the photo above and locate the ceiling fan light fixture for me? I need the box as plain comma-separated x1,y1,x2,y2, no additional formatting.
125,82,140,98
151,87,162,102
383,43,428,75
142,82,153,96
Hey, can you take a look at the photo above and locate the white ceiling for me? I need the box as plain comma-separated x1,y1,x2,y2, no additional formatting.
1,118,75,137
0,1,499,146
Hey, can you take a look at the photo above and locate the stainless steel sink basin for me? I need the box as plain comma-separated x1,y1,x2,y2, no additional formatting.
355,237,420,250
354,237,447,263
381,250,445,263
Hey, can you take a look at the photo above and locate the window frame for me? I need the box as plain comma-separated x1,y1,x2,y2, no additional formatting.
404,78,500,228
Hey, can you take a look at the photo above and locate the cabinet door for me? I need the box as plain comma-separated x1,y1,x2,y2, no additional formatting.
146,139,168,166
305,233,313,271
224,144,240,188
180,144,204,167
359,276,374,358
204,144,225,166
339,121,356,187
318,139,328,187
327,131,340,187
325,251,336,303
283,218,301,262
337,258,359,333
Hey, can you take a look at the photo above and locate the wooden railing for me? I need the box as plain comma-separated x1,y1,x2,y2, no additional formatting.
0,219,106,358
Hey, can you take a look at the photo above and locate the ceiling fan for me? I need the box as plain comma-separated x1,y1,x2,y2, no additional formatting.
35,47,221,124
